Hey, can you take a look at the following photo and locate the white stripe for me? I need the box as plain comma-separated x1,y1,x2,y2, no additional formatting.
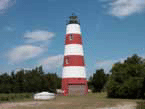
66,24,81,34
62,66,86,78
64,44,84,56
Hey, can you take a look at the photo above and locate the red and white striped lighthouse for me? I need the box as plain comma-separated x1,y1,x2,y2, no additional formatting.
61,14,88,96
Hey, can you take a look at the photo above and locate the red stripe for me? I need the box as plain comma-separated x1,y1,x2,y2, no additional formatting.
65,34,82,45
62,78,87,84
63,55,85,66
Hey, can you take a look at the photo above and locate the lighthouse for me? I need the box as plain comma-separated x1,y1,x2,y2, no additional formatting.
61,14,88,96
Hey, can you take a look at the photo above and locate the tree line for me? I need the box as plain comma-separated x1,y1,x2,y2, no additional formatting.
89,54,145,99
1,54,145,99
0,66,61,93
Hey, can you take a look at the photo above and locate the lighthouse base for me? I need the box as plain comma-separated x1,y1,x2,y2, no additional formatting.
61,78,88,96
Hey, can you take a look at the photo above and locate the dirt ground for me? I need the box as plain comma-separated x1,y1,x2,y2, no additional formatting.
0,93,142,109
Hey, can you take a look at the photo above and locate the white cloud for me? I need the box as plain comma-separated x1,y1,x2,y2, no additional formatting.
39,55,63,71
7,45,45,63
0,0,16,14
24,30,55,43
100,0,145,18
96,58,125,73
96,60,115,73
6,30,56,64
96,53,145,74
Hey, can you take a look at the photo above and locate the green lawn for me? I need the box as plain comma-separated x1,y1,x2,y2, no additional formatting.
0,92,145,109
0,93,33,103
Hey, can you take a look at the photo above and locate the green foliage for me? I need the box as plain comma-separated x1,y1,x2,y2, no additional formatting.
88,76,93,89
89,69,109,92
107,54,145,99
0,66,62,94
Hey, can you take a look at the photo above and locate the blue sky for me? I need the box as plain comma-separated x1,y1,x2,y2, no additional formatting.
0,0,145,78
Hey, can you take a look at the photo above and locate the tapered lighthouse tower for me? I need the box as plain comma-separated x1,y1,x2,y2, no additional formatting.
61,14,88,96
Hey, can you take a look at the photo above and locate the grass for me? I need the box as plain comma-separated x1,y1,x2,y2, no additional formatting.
0,93,33,103
136,101,145,109
1,92,145,109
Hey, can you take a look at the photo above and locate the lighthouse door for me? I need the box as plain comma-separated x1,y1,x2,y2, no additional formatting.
68,85,85,96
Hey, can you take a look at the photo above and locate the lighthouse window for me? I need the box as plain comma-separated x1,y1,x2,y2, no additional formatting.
66,58,69,64
70,34,73,40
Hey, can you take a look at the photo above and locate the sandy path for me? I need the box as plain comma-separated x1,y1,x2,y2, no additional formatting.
97,102,137,109
0,101,137,109
0,101,47,109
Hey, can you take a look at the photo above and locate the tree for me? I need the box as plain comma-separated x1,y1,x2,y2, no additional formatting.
88,76,93,89
124,54,144,64
0,66,62,93
10,71,16,93
16,70,25,93
91,69,107,92
0,73,11,93
107,54,145,99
